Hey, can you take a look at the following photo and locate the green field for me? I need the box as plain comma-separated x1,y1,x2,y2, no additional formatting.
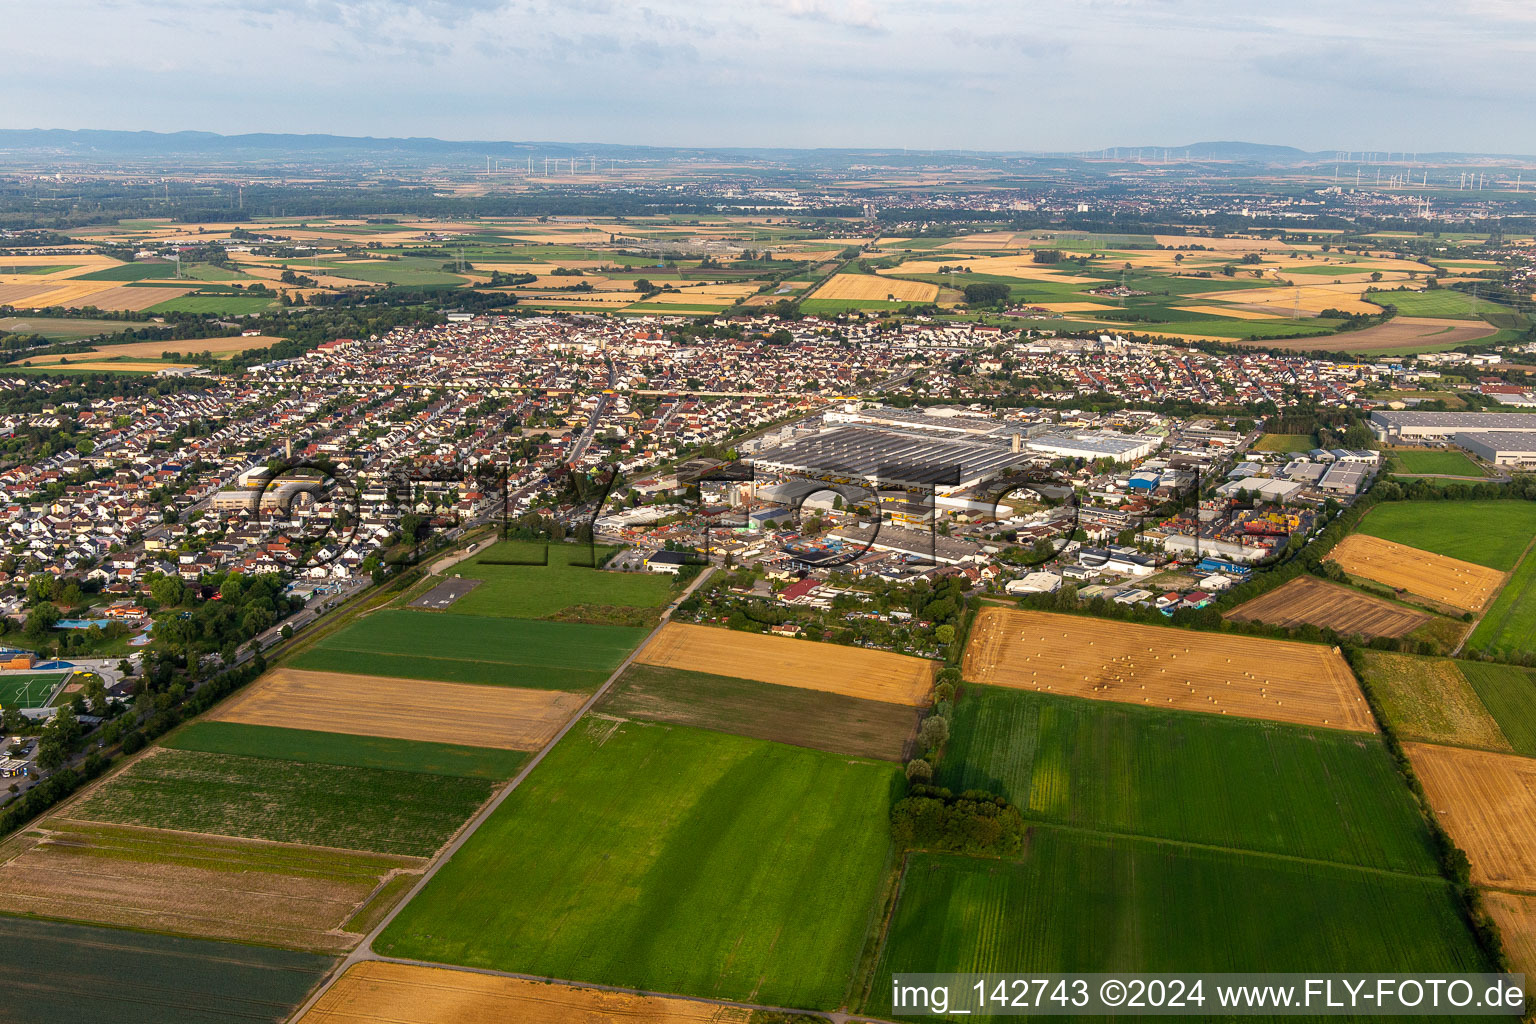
868,838,1491,1019
1253,432,1314,452
0,916,335,1024
3,263,83,275
1468,542,1536,657
1368,289,1507,319
1358,499,1536,570
74,261,179,281
145,295,280,315
1388,449,1485,476
603,663,919,761
166,721,526,780
453,540,674,620
317,258,466,287
939,686,1438,873
378,720,899,1010
0,671,66,709
70,748,492,857
1455,661,1536,757
0,316,135,341
1356,651,1511,752
290,609,646,690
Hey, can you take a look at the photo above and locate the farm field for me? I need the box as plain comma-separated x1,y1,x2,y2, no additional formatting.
635,621,936,705
0,315,140,341
601,663,920,761
0,670,65,709
453,540,674,621
1484,891,1536,981
1467,542,1536,658
867,839,1492,1018
1245,316,1496,354
1456,661,1536,757
1368,289,1506,318
962,608,1373,731
29,334,284,362
1226,576,1429,638
68,747,492,857
812,272,938,303
209,667,582,751
939,685,1437,872
0,819,417,951
1357,652,1511,752
1406,742,1536,890
167,721,528,779
0,916,335,1024
1356,500,1536,570
1388,449,1486,476
301,962,754,1024
145,294,280,315
1252,432,1314,452
378,720,898,1010
1328,534,1504,612
290,610,645,690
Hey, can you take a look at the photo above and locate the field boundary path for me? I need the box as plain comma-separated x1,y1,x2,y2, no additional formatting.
285,566,718,1023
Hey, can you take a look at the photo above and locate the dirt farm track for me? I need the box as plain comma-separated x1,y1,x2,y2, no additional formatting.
963,608,1374,732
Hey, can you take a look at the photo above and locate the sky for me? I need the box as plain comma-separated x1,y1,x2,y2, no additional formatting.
5,0,1536,153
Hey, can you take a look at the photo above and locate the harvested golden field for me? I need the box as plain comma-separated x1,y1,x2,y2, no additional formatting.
65,334,283,359
635,622,935,706
1172,303,1288,320
302,961,751,1024
1328,534,1503,612
20,360,190,373
1356,651,1510,752
1212,281,1383,315
964,607,1374,732
210,668,583,751
1407,743,1536,891
1227,576,1430,638
0,283,59,304
1154,234,1294,252
1483,891,1536,980
813,273,938,303
0,820,417,952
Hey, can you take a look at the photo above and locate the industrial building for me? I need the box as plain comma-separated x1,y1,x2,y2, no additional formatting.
751,426,1032,492
1025,431,1162,463
1454,430,1536,466
1371,410,1536,442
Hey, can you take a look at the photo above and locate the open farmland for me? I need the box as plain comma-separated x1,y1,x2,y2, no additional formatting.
867,839,1491,1019
452,540,673,622
1456,662,1536,756
812,272,938,303
939,685,1437,872
378,720,898,1010
68,747,493,857
302,962,754,1024
168,721,528,779
0,315,143,341
1484,891,1536,982
290,610,645,690
1367,288,1508,318
1357,500,1536,570
1227,576,1430,638
636,621,936,705
0,820,416,952
208,668,582,751
0,916,335,1024
1356,652,1511,752
602,663,920,760
1328,534,1504,612
1407,742,1536,891
1239,316,1496,354
1468,543,1536,658
962,608,1372,731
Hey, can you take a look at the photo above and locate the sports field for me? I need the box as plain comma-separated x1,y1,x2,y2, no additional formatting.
302,962,753,1024
453,540,673,620
0,671,65,709
290,610,646,690
940,685,1436,872
167,721,528,779
1456,661,1536,757
209,668,582,750
635,622,936,706
962,608,1372,731
0,819,416,952
378,721,899,1010
1468,543,1536,658
0,916,335,1024
602,663,920,761
867,838,1491,1017
1407,743,1536,891
1328,534,1503,612
1388,449,1486,476
1356,652,1511,753
1357,500,1536,570
69,747,493,857
1226,576,1429,638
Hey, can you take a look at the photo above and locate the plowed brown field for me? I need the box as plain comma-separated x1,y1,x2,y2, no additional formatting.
1407,742,1536,891
302,961,751,1023
210,668,582,750
963,608,1373,732
1328,534,1503,612
635,622,935,705
1227,576,1430,638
